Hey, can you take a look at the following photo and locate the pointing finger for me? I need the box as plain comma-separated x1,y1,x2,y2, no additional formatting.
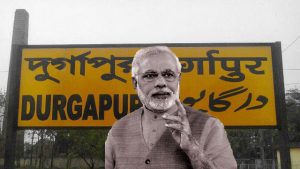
176,99,186,116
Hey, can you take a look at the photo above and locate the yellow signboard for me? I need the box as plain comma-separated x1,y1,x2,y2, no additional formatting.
18,44,279,127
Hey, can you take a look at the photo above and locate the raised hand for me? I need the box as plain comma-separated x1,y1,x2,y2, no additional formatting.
162,98,193,151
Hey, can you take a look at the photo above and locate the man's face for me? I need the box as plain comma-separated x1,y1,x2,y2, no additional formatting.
134,53,180,112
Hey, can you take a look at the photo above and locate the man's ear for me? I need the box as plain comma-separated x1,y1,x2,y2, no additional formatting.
132,77,138,89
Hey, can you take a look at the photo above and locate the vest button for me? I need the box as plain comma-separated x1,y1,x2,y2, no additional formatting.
145,159,151,164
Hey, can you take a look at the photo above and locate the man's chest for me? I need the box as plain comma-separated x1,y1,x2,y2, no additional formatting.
142,119,166,149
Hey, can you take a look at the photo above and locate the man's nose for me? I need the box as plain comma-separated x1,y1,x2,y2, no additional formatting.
154,75,167,88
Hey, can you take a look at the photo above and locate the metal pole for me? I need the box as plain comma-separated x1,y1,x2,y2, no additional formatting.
272,42,292,169
4,9,28,169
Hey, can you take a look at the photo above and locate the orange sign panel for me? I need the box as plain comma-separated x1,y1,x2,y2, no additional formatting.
18,45,277,127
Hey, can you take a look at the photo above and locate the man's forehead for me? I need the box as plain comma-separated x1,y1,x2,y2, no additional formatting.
138,53,178,73
143,69,175,73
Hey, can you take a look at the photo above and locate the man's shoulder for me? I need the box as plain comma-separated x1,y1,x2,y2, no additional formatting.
109,107,142,136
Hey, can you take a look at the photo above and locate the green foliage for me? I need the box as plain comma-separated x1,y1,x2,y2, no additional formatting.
55,129,109,169
0,131,4,157
286,88,300,142
227,129,275,159
0,90,5,158
0,90,5,107
68,129,108,160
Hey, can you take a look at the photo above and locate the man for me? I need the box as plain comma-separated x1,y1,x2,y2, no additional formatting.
105,46,237,169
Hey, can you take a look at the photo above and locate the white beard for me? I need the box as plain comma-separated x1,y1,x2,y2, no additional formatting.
137,83,180,111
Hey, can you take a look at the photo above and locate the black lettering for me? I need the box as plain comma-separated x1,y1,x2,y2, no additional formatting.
130,94,142,112
52,95,67,120
113,94,128,120
245,58,266,74
83,94,98,120
100,55,127,83
70,51,91,75
209,92,230,112
207,50,218,74
25,58,60,83
36,95,51,121
180,58,194,73
21,95,35,120
219,59,245,82
99,94,112,120
183,90,206,107
67,94,82,120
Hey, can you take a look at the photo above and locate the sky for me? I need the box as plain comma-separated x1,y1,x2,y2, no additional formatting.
0,0,300,91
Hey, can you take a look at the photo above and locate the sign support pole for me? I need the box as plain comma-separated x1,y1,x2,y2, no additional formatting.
4,9,28,169
273,42,291,169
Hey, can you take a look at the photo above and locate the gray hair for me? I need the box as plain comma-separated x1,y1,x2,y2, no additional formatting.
131,46,182,78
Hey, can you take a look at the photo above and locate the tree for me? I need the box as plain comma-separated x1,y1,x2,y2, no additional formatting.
68,129,108,169
286,88,300,142
0,90,6,157
55,129,108,169
45,129,57,169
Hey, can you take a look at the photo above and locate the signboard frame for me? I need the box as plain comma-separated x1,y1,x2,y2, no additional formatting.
15,42,284,129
